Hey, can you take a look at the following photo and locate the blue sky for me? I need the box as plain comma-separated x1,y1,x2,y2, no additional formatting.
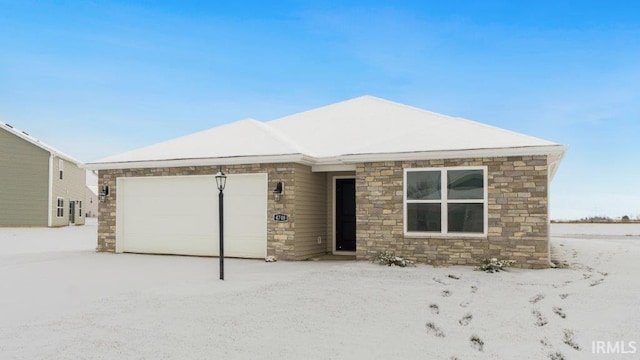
1,1,638,219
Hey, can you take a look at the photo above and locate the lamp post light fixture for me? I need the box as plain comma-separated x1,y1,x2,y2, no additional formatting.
273,181,284,202
98,185,109,202
215,170,227,280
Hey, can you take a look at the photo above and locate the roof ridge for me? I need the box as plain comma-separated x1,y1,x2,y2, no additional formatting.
252,120,310,155
267,95,377,123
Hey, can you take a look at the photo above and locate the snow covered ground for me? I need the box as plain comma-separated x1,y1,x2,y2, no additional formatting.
1,221,639,359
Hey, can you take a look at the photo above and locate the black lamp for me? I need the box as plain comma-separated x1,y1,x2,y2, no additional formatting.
273,181,284,202
99,186,110,202
215,170,227,280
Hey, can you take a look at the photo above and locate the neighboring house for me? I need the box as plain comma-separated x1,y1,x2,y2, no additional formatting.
85,185,98,217
85,170,99,218
0,122,86,227
87,96,566,268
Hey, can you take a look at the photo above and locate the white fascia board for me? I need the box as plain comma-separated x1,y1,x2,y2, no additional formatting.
548,148,568,181
338,145,568,164
86,146,568,173
85,154,317,170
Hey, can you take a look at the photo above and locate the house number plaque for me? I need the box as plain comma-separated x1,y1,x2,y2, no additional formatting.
273,213,289,222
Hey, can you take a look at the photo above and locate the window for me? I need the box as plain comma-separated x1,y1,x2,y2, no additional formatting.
78,201,82,217
59,159,64,180
56,197,64,217
405,167,487,235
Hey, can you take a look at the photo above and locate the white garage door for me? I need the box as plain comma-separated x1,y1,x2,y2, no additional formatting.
116,174,267,258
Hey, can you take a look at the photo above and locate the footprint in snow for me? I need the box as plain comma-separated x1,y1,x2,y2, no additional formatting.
425,322,445,338
470,335,484,352
530,293,545,304
433,277,449,285
459,313,473,326
429,304,439,315
532,309,548,327
553,306,566,319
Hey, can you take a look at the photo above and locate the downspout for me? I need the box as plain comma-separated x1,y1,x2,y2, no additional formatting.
47,154,54,227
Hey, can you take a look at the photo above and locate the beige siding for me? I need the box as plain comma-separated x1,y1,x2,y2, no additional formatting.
0,128,50,226
51,157,86,226
85,186,98,217
325,171,356,253
293,164,327,259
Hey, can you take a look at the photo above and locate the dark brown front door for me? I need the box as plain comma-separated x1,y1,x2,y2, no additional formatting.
335,178,356,252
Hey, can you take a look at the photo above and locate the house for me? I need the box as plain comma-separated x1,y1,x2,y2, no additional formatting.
0,122,86,227
85,185,98,217
87,96,566,268
85,170,99,218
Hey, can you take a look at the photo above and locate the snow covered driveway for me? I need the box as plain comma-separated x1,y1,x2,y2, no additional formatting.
1,221,639,359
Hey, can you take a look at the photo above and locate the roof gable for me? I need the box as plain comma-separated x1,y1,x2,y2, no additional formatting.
0,122,84,166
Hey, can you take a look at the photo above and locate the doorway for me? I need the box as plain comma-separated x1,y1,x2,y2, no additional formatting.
334,178,356,253
69,201,75,224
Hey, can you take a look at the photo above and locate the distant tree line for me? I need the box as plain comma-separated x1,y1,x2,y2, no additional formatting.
552,215,640,223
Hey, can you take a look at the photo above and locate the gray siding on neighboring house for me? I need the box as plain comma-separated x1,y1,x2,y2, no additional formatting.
50,157,86,226
293,164,327,259
0,128,50,226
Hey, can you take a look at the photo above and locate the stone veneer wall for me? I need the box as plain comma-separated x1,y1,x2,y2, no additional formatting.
355,156,549,269
97,163,299,260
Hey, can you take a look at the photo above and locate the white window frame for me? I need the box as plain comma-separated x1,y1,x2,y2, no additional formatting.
404,166,488,237
78,201,83,217
56,197,64,218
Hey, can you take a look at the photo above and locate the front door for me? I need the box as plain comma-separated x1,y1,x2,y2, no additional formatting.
335,178,356,252
69,201,75,224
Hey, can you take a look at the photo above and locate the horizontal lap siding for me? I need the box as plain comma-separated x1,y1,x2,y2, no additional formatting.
0,128,49,226
293,164,327,259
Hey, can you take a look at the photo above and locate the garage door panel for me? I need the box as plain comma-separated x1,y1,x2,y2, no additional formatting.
117,174,267,258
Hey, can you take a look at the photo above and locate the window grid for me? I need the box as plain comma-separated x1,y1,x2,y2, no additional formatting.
56,197,64,218
404,167,488,236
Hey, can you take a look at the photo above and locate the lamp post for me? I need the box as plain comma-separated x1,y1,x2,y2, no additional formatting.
215,170,227,280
